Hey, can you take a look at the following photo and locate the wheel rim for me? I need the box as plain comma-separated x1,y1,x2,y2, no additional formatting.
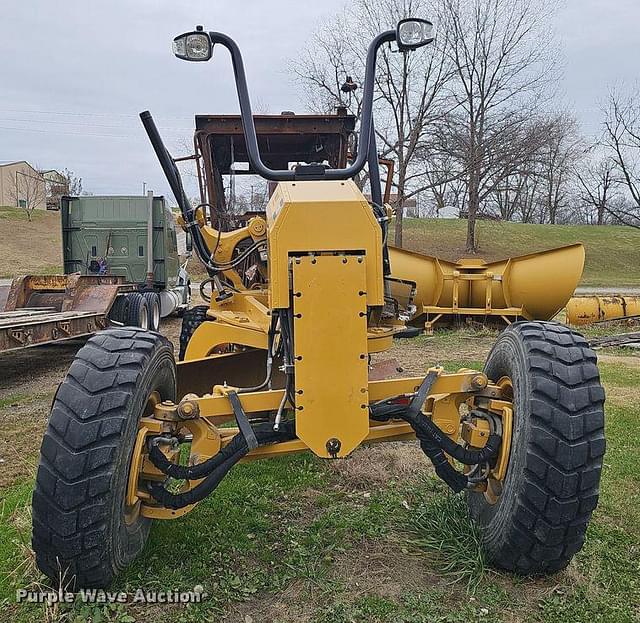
139,305,149,330
124,390,160,525
152,300,160,330
483,376,514,505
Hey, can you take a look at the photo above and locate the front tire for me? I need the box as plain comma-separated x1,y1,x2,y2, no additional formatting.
467,321,605,574
32,328,176,588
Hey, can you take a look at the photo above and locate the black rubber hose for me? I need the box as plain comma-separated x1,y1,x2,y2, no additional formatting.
149,447,246,510
148,420,296,481
408,415,501,466
149,432,244,480
417,435,469,493
369,399,501,466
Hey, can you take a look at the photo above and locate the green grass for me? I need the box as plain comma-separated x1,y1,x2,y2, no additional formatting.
0,206,51,222
1,349,639,621
0,394,30,410
398,218,640,287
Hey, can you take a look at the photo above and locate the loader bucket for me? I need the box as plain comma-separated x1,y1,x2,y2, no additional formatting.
388,243,585,330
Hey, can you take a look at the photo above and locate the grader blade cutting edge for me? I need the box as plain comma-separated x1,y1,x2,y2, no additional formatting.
388,243,585,331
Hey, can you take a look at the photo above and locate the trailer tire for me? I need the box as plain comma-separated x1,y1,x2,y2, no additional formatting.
143,292,161,332
32,328,176,588
126,293,149,330
178,305,209,361
108,295,130,325
467,321,606,574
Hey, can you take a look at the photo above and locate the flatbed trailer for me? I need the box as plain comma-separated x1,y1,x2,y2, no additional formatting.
0,274,134,354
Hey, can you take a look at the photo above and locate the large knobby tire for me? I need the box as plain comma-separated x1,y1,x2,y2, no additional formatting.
142,291,161,332
467,321,606,574
126,293,149,330
178,305,209,361
32,328,176,588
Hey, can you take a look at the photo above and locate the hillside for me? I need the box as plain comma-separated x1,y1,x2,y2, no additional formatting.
0,207,638,287
0,207,62,278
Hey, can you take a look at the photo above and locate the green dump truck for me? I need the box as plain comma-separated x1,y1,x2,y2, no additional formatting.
0,193,191,353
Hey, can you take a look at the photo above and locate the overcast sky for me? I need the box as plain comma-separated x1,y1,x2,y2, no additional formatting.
0,0,637,200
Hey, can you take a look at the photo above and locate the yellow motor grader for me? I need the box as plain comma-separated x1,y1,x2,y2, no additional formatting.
32,20,605,589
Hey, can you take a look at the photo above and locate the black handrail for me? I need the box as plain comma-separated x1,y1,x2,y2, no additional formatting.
209,30,397,181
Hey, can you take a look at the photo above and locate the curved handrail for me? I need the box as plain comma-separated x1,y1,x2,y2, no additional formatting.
209,30,397,181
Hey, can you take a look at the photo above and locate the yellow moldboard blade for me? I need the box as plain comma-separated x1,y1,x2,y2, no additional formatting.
388,243,584,321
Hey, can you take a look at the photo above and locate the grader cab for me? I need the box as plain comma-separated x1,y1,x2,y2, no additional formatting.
32,20,605,589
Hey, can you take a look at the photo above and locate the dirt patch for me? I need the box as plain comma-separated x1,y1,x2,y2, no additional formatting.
380,332,496,376
598,353,640,367
331,539,442,600
328,442,430,490
0,340,83,396
602,385,640,407
222,581,318,623
0,397,51,488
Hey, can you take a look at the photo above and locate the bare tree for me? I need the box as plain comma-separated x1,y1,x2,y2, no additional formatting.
602,89,640,228
61,168,83,196
536,113,584,224
575,156,617,225
7,167,46,222
291,0,454,246
438,0,559,251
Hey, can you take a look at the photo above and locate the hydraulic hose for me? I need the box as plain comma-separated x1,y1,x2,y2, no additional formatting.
148,420,296,509
405,411,501,466
368,371,502,492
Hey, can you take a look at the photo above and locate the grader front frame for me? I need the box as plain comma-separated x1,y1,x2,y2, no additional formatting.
32,19,605,590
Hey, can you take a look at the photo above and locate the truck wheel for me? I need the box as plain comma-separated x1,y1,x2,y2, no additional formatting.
32,328,176,588
108,295,130,325
467,322,605,574
126,293,149,330
178,304,209,361
143,292,161,332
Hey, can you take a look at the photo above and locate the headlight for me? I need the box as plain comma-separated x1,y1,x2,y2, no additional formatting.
396,18,435,51
172,28,212,62
185,34,211,59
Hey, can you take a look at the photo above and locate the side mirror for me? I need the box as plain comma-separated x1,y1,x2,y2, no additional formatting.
172,26,212,62
396,18,435,51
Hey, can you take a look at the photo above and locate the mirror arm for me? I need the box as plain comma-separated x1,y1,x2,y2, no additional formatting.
208,30,396,182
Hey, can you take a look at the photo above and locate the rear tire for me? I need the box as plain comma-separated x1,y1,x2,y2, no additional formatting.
143,291,161,332
108,295,130,325
126,293,149,330
467,321,606,574
32,328,176,588
178,305,209,361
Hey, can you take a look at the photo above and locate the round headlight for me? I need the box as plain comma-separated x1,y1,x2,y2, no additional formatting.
186,34,211,60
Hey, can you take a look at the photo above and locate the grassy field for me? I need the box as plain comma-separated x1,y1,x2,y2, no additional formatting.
2,206,637,287
0,328,638,622
0,207,62,277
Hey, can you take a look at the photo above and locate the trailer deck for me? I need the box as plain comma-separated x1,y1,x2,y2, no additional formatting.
0,275,133,353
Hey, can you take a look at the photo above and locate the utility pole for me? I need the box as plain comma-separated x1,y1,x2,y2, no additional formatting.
142,181,147,195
